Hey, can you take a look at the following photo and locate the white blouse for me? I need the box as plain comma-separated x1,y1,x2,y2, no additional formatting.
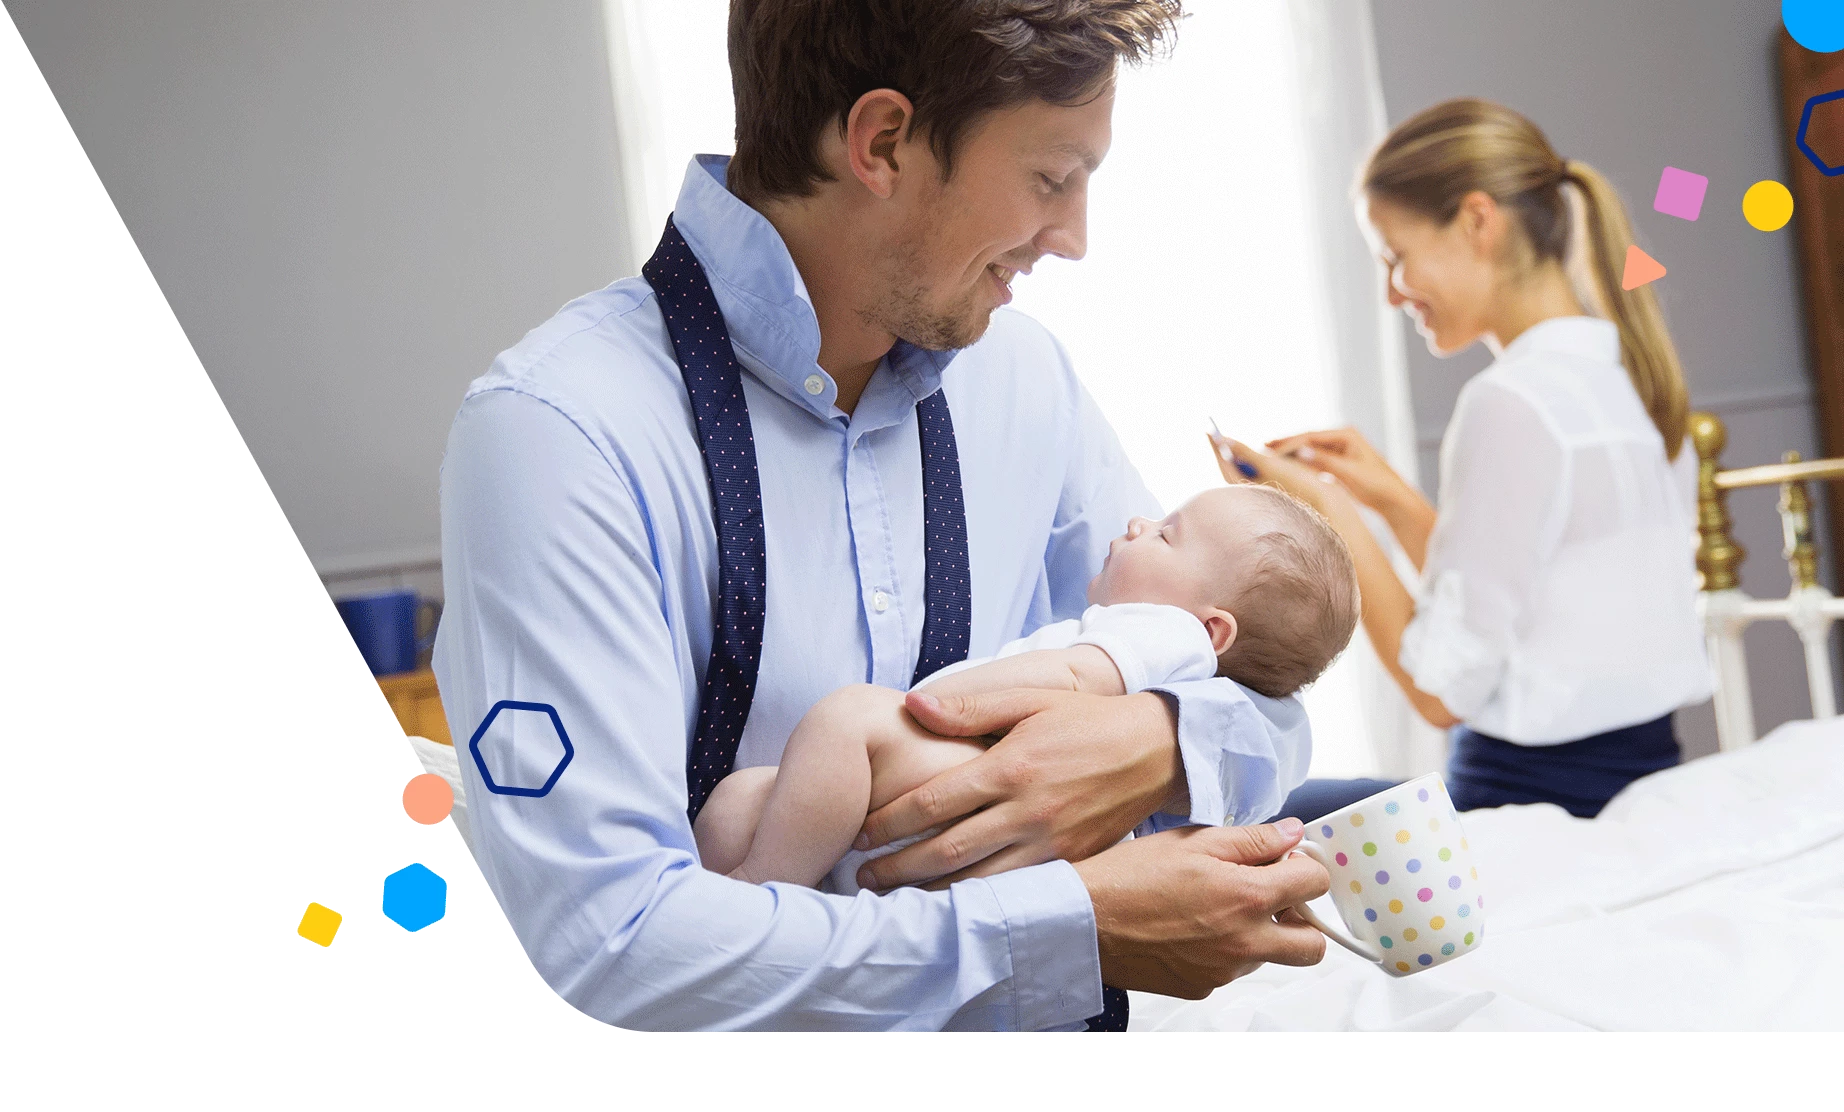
1399,316,1712,744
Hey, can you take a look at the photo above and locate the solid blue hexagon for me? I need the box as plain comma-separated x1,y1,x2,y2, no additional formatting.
1795,88,1844,177
382,863,447,932
467,700,574,798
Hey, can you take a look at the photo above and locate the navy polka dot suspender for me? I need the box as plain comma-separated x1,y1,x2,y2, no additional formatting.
642,216,972,820
643,216,1125,1032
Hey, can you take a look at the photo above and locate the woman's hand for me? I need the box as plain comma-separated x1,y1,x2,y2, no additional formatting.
1208,433,1346,515
1264,426,1408,514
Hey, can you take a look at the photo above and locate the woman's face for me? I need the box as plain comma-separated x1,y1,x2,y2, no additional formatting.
1364,194,1499,356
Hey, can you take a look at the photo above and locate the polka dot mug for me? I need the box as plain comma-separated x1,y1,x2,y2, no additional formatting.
1286,773,1484,976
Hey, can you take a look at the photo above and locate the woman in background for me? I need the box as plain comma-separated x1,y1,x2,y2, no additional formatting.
1221,97,1711,820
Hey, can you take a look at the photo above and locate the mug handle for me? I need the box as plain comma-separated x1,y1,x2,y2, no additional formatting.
1287,842,1386,963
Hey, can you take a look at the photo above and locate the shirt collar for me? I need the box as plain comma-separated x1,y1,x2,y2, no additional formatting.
1500,315,1621,365
665,155,957,419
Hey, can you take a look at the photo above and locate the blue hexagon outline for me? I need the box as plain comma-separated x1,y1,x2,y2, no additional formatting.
1796,87,1844,177
467,699,575,797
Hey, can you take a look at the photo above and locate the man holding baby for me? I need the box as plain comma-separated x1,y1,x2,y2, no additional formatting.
434,0,1330,1030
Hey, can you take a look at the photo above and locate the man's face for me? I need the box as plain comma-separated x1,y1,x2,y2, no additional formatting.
867,84,1114,351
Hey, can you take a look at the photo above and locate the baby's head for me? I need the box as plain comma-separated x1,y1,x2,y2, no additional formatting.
1087,485,1360,698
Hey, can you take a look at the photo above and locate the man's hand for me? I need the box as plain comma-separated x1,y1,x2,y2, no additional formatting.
1075,819,1329,998
854,687,1183,891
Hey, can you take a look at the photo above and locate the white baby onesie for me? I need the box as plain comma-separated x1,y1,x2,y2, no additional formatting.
822,602,1218,895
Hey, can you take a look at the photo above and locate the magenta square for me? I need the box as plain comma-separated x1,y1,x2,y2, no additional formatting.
1653,166,1708,221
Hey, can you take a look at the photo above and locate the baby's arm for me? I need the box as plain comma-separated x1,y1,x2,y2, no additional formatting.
917,644,1127,700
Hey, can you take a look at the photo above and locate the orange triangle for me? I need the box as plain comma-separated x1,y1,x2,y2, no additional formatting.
1622,245,1666,290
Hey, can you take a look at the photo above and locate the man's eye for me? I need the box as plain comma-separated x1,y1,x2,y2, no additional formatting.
1038,173,1064,194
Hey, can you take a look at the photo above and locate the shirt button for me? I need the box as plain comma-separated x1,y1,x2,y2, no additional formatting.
804,374,825,396
872,590,890,613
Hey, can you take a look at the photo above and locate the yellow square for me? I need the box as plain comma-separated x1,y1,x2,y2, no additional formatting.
297,902,342,947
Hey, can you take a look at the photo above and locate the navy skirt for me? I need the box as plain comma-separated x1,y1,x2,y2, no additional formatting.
1275,713,1682,822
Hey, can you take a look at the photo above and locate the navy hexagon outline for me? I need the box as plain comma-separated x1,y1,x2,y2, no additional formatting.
467,699,575,797
1796,88,1844,177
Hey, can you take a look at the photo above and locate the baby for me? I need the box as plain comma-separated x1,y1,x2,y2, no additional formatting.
693,483,1361,892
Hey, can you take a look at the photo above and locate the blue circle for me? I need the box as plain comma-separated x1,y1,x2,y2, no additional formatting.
1418,953,1433,966
1384,801,1399,815
1321,824,1334,838
1441,943,1455,956
1786,0,1844,53
1449,875,1463,889
1365,908,1378,922
1457,903,1471,918
1375,870,1390,884
1406,858,1422,873
1380,936,1393,949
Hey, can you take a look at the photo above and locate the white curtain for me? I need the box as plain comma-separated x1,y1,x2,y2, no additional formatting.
600,0,1439,779
1285,0,1447,779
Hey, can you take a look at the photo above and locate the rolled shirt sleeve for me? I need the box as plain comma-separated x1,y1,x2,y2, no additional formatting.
435,388,1101,1030
1041,340,1313,828
1400,378,1568,721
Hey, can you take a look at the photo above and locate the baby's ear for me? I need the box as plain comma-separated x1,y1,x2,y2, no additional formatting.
1202,609,1238,655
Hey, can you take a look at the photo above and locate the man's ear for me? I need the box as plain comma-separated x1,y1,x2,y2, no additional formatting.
843,89,915,200
1202,609,1238,656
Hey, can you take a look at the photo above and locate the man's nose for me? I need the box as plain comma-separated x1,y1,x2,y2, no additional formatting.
1125,516,1152,539
1037,186,1089,262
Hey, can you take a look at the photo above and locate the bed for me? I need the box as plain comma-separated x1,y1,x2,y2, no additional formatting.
1131,716,1844,1030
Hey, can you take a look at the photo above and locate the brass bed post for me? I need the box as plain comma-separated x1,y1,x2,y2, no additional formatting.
1691,412,1743,590
1691,411,1756,748
1688,411,1844,747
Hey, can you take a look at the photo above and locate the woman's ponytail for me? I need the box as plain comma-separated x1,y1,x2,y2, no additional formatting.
1564,159,1690,460
1363,99,1692,460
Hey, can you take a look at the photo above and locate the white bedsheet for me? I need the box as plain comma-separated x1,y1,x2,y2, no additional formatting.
1131,718,1844,1030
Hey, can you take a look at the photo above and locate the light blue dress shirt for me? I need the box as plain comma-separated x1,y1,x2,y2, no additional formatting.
433,155,1311,1030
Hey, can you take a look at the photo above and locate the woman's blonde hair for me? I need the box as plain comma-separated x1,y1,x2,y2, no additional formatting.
1361,98,1689,459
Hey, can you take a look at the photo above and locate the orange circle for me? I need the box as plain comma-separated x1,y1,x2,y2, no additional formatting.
403,774,454,824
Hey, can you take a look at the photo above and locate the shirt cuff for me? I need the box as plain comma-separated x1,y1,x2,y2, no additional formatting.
1149,678,1312,827
969,859,1102,1031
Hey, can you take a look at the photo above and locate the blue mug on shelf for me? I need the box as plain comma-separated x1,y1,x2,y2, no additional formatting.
335,589,442,676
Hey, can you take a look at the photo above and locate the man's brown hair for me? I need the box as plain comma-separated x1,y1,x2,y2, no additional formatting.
1215,486,1361,700
725,0,1183,205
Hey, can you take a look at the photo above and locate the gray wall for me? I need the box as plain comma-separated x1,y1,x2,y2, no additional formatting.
5,0,633,599
1370,0,1826,757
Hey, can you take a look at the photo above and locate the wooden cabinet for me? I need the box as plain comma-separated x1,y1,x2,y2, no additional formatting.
378,667,452,745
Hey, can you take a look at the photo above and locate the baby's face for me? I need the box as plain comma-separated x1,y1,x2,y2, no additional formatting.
1087,487,1258,613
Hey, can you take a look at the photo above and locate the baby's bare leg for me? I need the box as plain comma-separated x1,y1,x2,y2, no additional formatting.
692,766,778,875
730,684,986,887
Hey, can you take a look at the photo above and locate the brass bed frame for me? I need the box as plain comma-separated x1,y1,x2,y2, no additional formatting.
1692,410,1844,749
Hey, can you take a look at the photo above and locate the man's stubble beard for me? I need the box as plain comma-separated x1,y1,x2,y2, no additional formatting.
859,226,994,353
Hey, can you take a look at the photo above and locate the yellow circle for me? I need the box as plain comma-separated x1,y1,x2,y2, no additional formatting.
1388,899,1404,914
1742,180,1794,232
1396,961,1411,972
1350,813,1365,827
1402,928,1419,942
1471,867,1478,879
1430,916,1446,930
1350,880,1362,894
1396,830,1412,844
1428,818,1440,831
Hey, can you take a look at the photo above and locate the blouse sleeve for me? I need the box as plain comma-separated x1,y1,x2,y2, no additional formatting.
1400,379,1568,719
